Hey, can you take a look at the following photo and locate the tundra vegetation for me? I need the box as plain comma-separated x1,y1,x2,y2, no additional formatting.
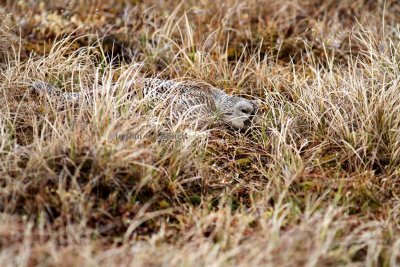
1,0,400,266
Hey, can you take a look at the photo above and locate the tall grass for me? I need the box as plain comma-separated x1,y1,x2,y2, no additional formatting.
1,0,400,266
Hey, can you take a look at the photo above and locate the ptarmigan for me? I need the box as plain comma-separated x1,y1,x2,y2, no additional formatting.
31,78,258,129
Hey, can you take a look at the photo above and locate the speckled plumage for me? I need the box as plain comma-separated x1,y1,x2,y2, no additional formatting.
31,78,258,129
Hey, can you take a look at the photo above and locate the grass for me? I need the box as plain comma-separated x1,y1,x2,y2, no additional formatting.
1,0,400,266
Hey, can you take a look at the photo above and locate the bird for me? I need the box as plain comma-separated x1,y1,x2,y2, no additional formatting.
31,78,259,130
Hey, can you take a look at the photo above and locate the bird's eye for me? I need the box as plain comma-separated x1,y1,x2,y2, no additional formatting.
241,108,251,114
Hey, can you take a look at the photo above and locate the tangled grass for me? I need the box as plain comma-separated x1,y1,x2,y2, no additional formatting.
1,0,400,266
